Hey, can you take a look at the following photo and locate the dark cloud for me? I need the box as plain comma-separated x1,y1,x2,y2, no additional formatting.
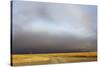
12,1,97,54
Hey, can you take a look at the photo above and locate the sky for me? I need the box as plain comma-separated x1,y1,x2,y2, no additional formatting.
12,1,97,54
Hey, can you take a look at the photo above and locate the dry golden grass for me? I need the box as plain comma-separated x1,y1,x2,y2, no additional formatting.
11,52,97,66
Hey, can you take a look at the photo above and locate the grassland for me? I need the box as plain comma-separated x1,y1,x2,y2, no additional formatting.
11,52,97,66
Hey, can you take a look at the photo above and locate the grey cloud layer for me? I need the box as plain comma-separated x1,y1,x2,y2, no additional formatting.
12,1,97,54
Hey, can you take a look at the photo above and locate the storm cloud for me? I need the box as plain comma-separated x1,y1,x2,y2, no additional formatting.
12,1,97,54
